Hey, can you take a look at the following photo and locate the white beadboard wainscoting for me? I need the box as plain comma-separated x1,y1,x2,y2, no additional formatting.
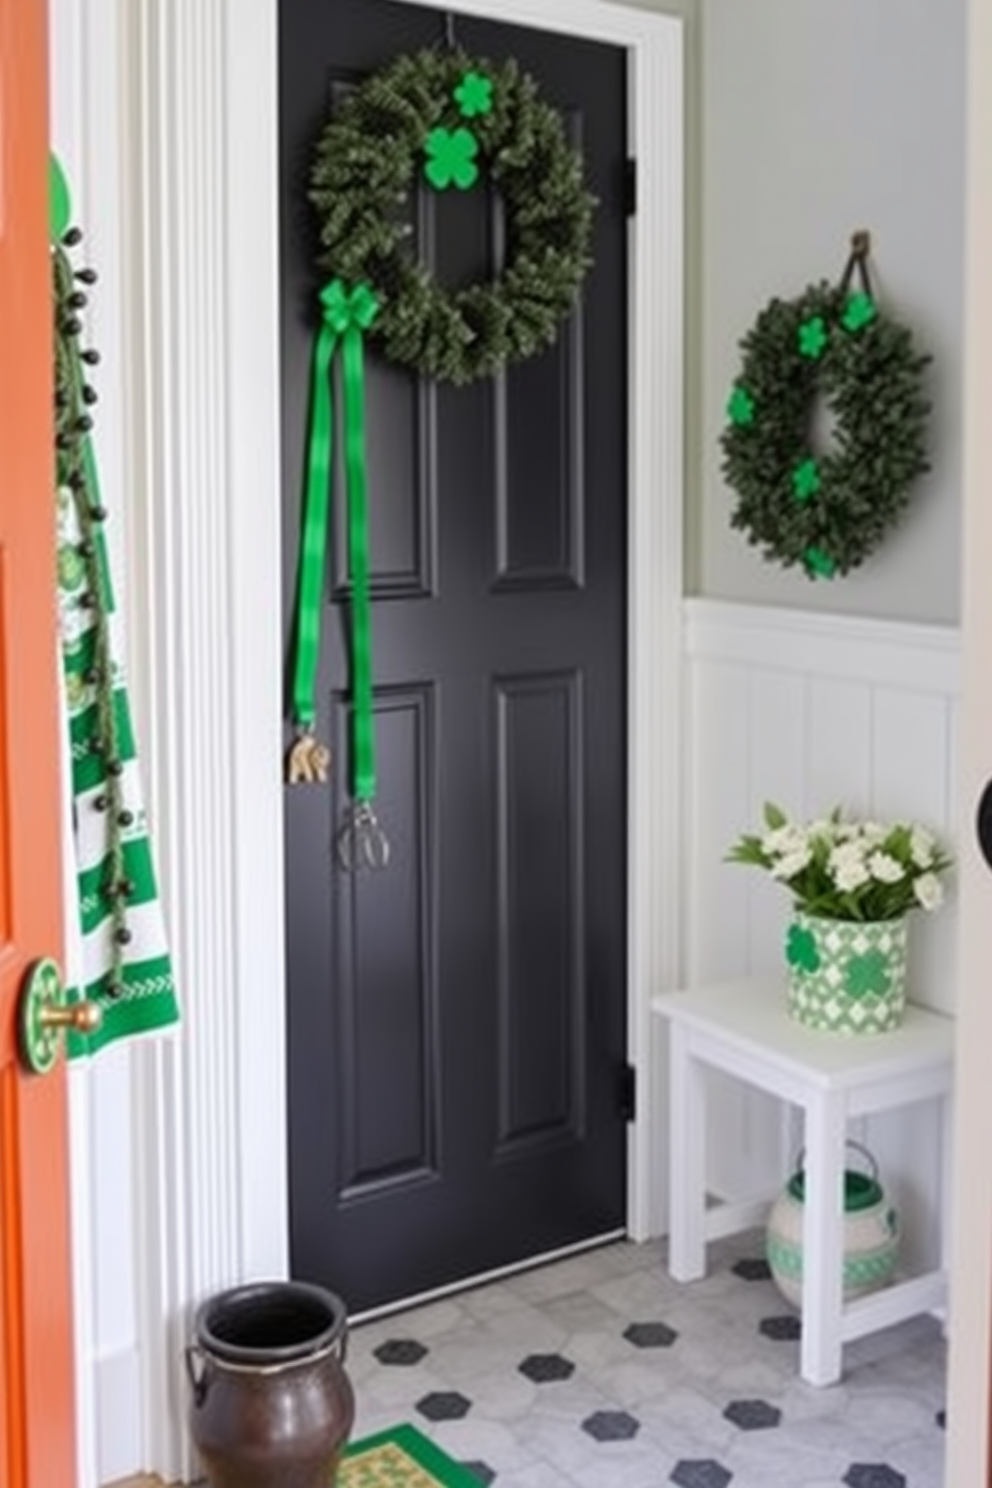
680,598,962,1275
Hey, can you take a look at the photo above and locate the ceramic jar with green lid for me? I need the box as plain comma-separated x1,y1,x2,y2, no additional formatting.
766,1141,899,1308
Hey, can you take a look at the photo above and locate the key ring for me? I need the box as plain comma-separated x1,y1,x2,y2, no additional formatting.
336,801,390,873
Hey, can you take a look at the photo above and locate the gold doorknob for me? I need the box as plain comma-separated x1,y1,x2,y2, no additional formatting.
18,958,104,1074
38,1000,104,1034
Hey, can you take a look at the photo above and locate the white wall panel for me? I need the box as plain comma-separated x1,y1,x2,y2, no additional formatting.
684,660,750,984
806,679,873,816
747,669,806,970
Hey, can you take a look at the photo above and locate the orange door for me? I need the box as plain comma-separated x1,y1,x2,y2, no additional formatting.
0,0,78,1484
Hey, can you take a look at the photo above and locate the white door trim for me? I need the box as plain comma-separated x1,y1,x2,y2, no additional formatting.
124,1,683,1475
947,0,992,1480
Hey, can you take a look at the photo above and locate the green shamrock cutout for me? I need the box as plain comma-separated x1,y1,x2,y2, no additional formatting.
804,544,837,578
842,292,877,333
798,316,828,359
454,71,493,118
786,924,820,974
424,126,479,190
844,949,891,999
792,457,821,502
727,386,755,426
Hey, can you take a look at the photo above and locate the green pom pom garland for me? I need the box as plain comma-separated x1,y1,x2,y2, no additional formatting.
309,47,596,385
721,278,932,578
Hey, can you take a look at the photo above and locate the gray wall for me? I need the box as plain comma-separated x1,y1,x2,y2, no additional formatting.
699,0,966,622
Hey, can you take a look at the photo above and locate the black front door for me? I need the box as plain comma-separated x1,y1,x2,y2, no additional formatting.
280,0,629,1313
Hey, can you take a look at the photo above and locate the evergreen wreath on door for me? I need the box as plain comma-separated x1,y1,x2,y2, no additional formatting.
720,233,932,580
286,44,597,872
310,46,596,383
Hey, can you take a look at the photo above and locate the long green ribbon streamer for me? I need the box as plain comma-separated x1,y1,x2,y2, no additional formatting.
341,322,376,802
291,278,380,804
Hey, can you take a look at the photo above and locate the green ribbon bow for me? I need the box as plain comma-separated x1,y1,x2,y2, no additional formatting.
289,278,385,854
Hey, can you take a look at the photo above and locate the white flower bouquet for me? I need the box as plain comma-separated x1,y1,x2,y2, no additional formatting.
728,803,952,923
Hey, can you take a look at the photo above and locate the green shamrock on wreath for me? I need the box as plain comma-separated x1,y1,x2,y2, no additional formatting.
454,71,493,118
792,457,821,502
842,291,877,333
798,315,827,359
804,545,837,578
424,125,480,190
727,385,755,426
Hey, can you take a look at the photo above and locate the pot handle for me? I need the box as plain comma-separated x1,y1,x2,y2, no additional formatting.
185,1344,209,1406
793,1138,879,1182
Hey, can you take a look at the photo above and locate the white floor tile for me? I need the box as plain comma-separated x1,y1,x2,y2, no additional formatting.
348,1234,946,1488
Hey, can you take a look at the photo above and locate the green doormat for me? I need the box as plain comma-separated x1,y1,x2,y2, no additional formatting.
340,1424,482,1488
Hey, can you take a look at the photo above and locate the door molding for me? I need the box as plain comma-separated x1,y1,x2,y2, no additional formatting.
125,0,683,1475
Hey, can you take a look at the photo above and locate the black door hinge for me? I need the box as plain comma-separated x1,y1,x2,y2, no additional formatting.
624,159,637,218
618,1062,636,1122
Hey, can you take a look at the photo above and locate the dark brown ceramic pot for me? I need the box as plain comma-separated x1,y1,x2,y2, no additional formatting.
186,1280,355,1488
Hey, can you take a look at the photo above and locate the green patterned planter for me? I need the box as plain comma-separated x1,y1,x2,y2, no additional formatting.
785,910,908,1035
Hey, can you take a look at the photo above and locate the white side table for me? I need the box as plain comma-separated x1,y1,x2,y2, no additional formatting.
652,977,955,1386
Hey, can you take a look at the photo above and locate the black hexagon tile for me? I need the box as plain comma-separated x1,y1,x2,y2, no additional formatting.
518,1352,575,1383
670,1462,733,1488
415,1390,472,1422
723,1398,781,1430
731,1258,772,1281
843,1467,906,1488
581,1409,641,1442
374,1338,429,1366
624,1320,678,1348
759,1314,801,1341
462,1461,496,1485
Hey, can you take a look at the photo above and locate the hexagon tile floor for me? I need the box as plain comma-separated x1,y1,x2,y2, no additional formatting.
346,1232,947,1488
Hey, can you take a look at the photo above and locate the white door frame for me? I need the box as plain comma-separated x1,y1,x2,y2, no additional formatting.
111,0,684,1477
946,0,992,1480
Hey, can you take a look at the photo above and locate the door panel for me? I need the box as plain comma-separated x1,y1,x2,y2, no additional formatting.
0,0,77,1481
281,0,628,1312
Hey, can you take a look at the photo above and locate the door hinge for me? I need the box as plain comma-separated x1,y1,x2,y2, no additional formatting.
624,159,637,217
618,1062,637,1122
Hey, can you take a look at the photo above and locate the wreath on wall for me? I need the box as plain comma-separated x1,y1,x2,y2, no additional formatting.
308,46,596,384
720,234,932,580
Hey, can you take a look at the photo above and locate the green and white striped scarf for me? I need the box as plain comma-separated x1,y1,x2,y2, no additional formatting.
52,155,179,1057
56,485,180,1057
